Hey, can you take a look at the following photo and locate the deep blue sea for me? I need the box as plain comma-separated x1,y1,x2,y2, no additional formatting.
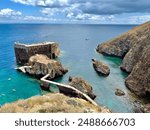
0,24,138,112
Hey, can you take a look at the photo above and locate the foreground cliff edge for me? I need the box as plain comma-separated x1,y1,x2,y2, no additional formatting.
97,21,150,98
0,93,110,113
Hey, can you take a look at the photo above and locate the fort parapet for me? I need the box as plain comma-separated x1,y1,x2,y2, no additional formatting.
14,42,60,65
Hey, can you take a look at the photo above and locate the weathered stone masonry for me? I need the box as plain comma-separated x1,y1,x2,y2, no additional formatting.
14,42,60,65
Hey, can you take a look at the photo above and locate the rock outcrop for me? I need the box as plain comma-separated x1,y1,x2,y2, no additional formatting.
14,42,60,65
96,21,150,97
115,89,125,96
96,21,150,59
0,93,110,113
92,59,110,76
58,76,96,100
19,54,68,79
125,43,150,96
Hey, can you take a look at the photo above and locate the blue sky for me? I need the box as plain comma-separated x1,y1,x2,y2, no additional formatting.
0,0,150,24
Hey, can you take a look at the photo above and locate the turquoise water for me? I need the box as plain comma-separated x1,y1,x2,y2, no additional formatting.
0,24,138,112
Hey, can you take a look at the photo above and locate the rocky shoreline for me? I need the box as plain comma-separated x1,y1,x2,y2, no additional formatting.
1,21,149,113
96,21,150,112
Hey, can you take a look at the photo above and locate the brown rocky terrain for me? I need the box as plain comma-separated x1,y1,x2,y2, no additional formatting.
125,42,150,96
97,21,150,59
58,76,96,100
96,21,150,98
92,59,110,76
0,93,110,113
18,54,68,79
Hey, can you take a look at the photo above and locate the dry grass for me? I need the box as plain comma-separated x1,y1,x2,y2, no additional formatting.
0,93,110,113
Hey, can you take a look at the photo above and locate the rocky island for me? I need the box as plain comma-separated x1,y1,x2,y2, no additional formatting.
96,21,150,111
16,42,68,80
18,54,68,79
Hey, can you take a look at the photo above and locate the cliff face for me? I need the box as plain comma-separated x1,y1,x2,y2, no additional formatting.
96,21,150,97
97,21,150,60
125,44,150,96
0,93,110,113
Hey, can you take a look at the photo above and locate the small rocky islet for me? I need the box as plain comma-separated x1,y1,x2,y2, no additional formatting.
0,21,150,113
92,59,110,76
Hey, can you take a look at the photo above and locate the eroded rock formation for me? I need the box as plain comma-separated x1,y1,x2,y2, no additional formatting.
96,21,150,59
96,21,150,97
125,43,150,96
92,59,110,76
58,76,96,100
19,54,68,79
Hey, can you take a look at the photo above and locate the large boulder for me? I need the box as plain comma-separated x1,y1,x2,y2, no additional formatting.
69,77,96,99
19,54,68,79
58,76,96,100
92,59,110,76
0,93,110,113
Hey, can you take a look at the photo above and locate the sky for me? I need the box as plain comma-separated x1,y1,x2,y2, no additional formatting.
0,0,150,24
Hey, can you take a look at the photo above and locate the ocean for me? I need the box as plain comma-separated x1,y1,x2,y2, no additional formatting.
0,24,138,112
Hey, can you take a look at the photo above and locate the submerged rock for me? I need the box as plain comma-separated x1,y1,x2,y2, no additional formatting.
96,21,150,97
92,59,110,76
58,76,96,100
0,93,110,113
115,89,125,96
20,54,68,79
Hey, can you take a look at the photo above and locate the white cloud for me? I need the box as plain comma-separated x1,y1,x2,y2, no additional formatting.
6,1,150,24
0,8,22,17
12,0,69,7
11,0,35,5
40,8,59,16
129,15,150,24
37,0,68,7
23,16,49,21
0,8,57,23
